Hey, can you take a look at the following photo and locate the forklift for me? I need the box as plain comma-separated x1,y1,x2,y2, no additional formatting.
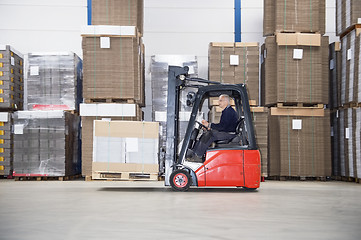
165,66,261,191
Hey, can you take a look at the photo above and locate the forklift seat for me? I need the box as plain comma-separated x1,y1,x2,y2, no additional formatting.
214,118,244,147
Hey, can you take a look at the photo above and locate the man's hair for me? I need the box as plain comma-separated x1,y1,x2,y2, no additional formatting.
219,94,230,104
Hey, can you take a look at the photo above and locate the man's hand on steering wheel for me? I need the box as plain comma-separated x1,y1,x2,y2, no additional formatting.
196,120,210,131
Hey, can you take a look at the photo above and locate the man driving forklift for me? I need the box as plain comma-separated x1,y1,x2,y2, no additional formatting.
186,94,238,162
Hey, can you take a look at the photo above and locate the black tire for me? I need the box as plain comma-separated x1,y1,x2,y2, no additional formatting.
170,169,192,191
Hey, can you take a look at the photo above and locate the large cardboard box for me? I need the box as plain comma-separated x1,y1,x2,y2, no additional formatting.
92,120,159,179
261,34,329,106
81,26,144,105
209,42,259,105
80,103,142,176
336,0,361,36
13,111,80,177
268,108,331,177
91,0,144,35
263,0,325,36
338,107,361,178
340,29,361,106
0,45,23,110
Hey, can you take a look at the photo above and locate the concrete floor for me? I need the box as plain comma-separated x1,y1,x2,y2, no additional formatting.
0,180,360,240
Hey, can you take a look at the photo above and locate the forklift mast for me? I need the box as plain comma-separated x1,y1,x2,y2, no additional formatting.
165,66,257,186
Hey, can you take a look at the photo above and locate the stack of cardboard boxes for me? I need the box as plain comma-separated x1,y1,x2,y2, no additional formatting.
262,0,331,178
208,42,269,177
0,45,23,177
331,0,361,180
82,0,158,180
12,53,82,178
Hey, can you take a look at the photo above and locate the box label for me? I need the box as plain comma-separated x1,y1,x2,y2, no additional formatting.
230,55,239,66
293,49,303,60
10,57,15,66
345,128,349,139
292,119,302,130
14,124,24,134
30,66,39,76
100,37,110,48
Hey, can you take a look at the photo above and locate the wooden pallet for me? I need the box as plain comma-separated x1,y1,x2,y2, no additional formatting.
84,98,136,104
266,176,329,181
340,176,361,183
275,102,324,108
340,24,361,39
341,102,361,109
91,172,158,181
14,174,82,181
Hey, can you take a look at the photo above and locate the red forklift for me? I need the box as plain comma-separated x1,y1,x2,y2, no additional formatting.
165,66,261,191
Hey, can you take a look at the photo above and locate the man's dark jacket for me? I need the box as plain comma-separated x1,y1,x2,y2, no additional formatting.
211,105,238,132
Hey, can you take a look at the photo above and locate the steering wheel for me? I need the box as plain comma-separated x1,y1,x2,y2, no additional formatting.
196,121,209,131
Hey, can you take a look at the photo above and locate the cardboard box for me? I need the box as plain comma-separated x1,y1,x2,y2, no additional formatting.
261,35,329,106
82,26,144,105
209,42,259,105
80,105,142,176
263,0,325,36
91,0,144,35
268,108,331,177
91,120,159,179
336,0,361,36
338,108,361,178
340,29,361,105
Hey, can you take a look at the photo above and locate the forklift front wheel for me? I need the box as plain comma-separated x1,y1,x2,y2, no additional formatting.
170,169,192,191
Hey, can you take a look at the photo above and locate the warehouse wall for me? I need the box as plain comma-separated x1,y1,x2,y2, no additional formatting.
0,0,338,121
0,0,87,57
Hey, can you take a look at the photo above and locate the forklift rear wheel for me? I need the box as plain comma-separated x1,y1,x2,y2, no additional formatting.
170,169,191,191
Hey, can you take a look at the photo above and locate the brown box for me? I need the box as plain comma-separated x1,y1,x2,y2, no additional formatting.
263,0,325,36
338,107,361,178
336,0,361,36
268,108,331,177
91,0,144,34
261,34,329,106
251,107,269,177
82,34,144,105
81,107,142,177
209,42,259,105
340,29,361,106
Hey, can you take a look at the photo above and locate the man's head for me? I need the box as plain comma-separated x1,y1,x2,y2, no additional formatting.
218,94,230,110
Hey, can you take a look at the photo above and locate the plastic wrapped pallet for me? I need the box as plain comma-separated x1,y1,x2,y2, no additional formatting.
263,0,325,36
268,108,331,177
79,103,142,177
336,0,361,36
0,45,24,110
150,55,200,155
0,113,12,176
209,42,259,105
81,26,144,105
13,111,80,177
261,34,329,106
329,42,342,110
24,52,82,111
91,0,144,35
92,120,159,180
340,29,361,106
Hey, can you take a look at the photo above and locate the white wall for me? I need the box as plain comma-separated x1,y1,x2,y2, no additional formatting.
0,0,87,57
0,0,338,120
